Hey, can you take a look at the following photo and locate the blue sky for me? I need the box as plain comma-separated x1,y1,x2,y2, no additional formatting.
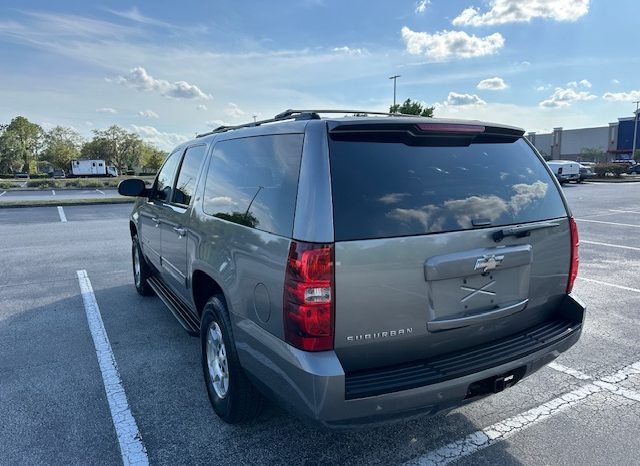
1,0,639,149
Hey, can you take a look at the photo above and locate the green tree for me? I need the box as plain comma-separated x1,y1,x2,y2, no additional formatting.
42,126,83,170
4,116,43,172
634,149,640,163
580,147,607,163
389,98,434,117
139,143,167,173
87,125,143,172
0,125,23,173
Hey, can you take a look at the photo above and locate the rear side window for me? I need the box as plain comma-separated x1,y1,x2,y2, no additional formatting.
173,145,206,206
329,137,566,241
202,134,303,237
154,149,183,202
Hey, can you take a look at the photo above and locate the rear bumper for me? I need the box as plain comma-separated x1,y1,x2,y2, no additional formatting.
234,294,585,430
557,173,580,182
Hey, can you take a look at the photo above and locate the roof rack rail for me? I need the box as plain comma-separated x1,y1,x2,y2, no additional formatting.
196,108,423,138
274,109,414,119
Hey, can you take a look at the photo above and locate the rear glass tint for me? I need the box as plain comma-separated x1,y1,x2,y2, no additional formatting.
329,137,566,241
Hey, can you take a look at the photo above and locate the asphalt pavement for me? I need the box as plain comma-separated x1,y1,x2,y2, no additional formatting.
0,188,122,203
1,184,639,465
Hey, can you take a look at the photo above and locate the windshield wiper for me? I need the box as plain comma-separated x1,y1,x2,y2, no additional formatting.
493,221,560,242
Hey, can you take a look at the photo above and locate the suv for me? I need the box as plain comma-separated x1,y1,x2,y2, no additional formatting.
118,110,584,429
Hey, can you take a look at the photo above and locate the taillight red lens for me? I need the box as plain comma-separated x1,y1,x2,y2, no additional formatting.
567,216,579,293
284,241,334,351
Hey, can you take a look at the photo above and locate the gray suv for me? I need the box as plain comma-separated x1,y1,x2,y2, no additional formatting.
118,109,584,429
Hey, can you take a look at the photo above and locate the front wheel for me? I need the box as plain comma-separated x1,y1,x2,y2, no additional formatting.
132,235,153,296
201,296,264,423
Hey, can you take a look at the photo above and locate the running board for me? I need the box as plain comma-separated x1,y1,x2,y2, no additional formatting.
147,277,199,336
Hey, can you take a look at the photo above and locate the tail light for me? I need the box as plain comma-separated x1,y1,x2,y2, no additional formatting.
567,216,579,293
284,241,334,351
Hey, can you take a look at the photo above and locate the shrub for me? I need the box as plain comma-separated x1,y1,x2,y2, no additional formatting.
26,179,57,188
0,181,14,189
594,163,628,178
30,173,51,179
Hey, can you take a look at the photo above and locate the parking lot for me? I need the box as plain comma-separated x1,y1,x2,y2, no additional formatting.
0,188,123,203
1,183,639,466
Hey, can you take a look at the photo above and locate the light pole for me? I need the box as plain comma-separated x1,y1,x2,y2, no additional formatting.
389,75,401,109
632,100,640,162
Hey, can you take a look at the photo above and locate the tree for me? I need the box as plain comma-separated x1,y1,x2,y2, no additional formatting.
4,116,43,172
42,126,83,170
580,147,607,163
0,125,23,173
389,98,434,117
139,143,166,173
88,125,143,172
634,149,640,163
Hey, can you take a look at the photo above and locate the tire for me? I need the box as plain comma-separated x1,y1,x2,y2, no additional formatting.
201,295,264,423
132,235,153,296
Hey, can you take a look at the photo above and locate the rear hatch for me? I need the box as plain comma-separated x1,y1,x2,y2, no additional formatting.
328,121,571,372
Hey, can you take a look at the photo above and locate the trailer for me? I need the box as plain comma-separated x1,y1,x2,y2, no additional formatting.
69,160,118,177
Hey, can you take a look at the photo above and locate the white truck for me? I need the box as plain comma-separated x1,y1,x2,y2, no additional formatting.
546,160,580,184
69,160,118,177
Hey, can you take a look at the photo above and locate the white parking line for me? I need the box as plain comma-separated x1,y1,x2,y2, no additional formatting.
576,218,640,228
403,360,640,466
547,362,592,380
402,384,602,466
52,189,55,196
577,277,640,293
0,190,6,197
57,206,67,223
76,270,148,466
609,209,640,214
96,189,105,195
581,240,640,252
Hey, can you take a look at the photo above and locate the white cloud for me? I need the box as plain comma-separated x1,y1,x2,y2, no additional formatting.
138,109,159,119
477,77,508,90
444,92,487,106
539,86,597,108
416,0,430,14
96,107,117,113
611,79,620,85
115,66,212,100
602,90,640,102
86,121,94,126
206,119,229,128
332,46,368,55
536,84,551,91
196,104,208,111
401,27,504,60
567,79,591,88
224,102,245,118
130,124,189,150
452,0,590,26
579,79,592,88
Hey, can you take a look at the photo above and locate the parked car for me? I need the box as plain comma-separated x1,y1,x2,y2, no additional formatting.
627,164,640,174
50,170,66,179
118,109,584,429
578,164,596,182
546,160,581,183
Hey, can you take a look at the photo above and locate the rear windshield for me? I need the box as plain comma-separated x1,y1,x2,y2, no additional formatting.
329,137,566,241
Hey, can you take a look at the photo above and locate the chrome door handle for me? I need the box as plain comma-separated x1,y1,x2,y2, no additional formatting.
173,226,187,237
151,216,160,224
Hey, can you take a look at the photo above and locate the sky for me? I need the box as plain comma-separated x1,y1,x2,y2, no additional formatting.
1,0,639,150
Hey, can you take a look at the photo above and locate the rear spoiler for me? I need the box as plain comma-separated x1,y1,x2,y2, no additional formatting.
328,122,524,146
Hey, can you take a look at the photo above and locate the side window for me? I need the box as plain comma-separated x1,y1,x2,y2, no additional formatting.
203,134,303,237
173,145,206,206
154,149,183,202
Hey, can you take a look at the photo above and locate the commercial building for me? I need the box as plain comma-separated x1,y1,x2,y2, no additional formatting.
526,114,639,161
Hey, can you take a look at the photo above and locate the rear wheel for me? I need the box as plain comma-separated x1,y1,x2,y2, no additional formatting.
132,235,153,296
201,295,263,423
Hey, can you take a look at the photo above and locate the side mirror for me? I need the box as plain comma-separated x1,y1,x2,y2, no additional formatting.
118,178,149,197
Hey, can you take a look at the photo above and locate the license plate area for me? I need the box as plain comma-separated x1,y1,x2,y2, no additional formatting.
425,245,532,326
